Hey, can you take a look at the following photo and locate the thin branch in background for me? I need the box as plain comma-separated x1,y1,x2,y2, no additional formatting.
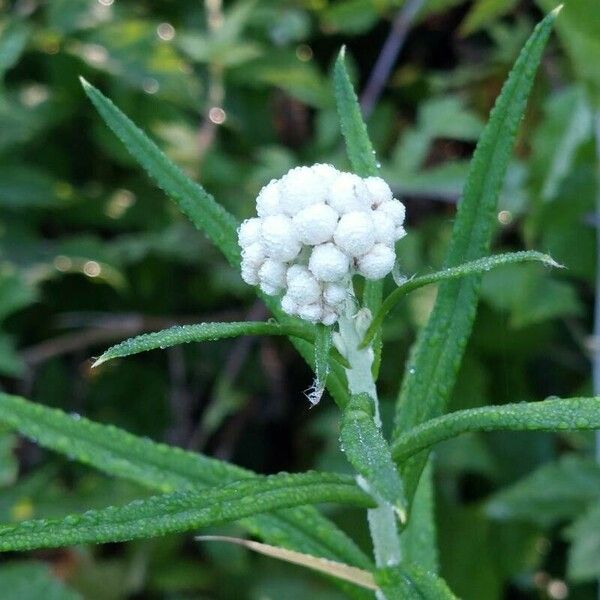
360,0,425,118
20,311,242,367
166,345,194,446
187,300,267,451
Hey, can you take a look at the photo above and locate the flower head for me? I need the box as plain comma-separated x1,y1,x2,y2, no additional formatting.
238,164,406,325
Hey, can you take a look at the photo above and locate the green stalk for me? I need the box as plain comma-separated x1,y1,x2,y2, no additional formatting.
336,311,401,596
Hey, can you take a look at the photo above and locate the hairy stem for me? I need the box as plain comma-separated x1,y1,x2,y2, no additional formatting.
337,312,401,595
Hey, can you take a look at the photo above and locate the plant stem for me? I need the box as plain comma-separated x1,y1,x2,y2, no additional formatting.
337,312,401,597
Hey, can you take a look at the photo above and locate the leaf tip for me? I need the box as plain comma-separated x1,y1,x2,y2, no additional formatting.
551,3,564,17
79,76,91,90
395,506,408,525
91,355,107,368
544,255,565,270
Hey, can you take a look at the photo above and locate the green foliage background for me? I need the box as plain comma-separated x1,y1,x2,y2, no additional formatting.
0,0,599,598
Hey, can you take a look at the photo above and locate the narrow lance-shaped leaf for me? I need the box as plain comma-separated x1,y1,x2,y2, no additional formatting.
393,10,560,498
93,321,314,367
0,393,373,582
361,251,560,348
340,393,407,521
197,536,378,591
333,48,383,370
80,78,240,266
81,78,350,409
308,324,333,406
375,563,458,600
400,460,438,573
333,48,378,178
393,397,600,463
0,472,374,552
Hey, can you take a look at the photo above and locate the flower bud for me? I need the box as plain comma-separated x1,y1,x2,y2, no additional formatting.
334,211,375,257
281,293,298,316
256,180,281,217
357,243,396,280
364,176,393,208
241,259,260,285
261,215,301,261
323,282,347,307
309,243,350,282
286,265,322,304
241,242,265,268
258,259,287,291
378,199,405,227
298,302,323,323
328,173,369,214
279,167,326,216
238,217,262,248
321,309,338,326
371,211,395,246
293,203,339,245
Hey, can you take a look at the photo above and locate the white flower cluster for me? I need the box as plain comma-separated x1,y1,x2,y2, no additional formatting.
238,164,406,325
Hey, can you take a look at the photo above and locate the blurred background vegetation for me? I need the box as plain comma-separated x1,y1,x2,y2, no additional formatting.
0,0,599,598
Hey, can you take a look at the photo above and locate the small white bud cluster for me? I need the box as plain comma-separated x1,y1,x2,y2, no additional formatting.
239,164,406,325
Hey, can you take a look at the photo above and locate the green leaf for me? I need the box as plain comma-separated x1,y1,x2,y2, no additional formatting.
486,455,600,527
566,502,600,581
333,48,383,368
0,393,372,579
375,563,458,599
80,77,350,411
340,393,407,521
460,0,518,36
333,48,378,178
310,324,333,406
93,321,314,367
0,21,30,81
0,562,81,600
0,472,373,552
361,251,559,348
80,78,240,267
392,397,600,463
392,9,559,495
400,460,438,573
0,334,25,377
0,429,17,488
